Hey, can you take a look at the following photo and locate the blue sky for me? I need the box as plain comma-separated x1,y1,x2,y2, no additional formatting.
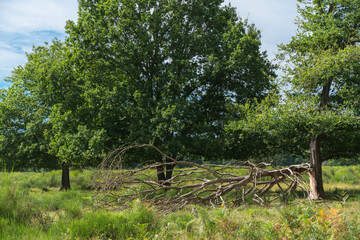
0,0,298,88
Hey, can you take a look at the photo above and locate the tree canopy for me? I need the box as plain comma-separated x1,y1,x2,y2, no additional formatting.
0,0,275,187
62,0,276,161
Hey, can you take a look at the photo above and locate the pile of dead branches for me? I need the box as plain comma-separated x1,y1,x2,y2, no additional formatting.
94,144,311,211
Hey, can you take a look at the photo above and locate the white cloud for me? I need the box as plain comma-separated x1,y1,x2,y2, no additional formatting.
227,0,298,59
0,0,78,33
0,48,26,84
0,41,14,50
0,0,299,84
0,0,78,83
0,48,26,71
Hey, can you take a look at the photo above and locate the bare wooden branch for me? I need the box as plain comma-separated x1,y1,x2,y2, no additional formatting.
94,144,311,211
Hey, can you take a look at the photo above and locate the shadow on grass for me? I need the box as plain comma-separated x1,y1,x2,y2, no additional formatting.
288,188,360,202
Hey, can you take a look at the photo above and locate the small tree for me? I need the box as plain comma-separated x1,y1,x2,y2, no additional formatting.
228,0,360,199
279,0,360,199
0,40,90,189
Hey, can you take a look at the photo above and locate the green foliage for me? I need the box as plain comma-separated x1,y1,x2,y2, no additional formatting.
278,0,360,107
227,95,360,159
0,39,108,171
0,0,276,173
61,0,276,163
0,68,58,170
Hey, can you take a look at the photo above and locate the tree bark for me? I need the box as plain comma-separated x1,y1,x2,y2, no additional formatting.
320,79,332,109
164,157,176,186
60,164,71,191
308,78,332,199
156,156,176,186
309,135,325,200
156,164,166,183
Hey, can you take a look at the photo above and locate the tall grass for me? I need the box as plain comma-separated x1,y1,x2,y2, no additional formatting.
0,167,359,239
55,200,157,240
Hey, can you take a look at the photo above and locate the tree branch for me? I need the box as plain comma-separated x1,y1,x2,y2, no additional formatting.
94,144,311,211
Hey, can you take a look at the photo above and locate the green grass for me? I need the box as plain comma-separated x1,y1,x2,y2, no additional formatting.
0,167,359,239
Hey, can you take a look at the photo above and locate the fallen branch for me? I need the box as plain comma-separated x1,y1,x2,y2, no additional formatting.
94,144,310,211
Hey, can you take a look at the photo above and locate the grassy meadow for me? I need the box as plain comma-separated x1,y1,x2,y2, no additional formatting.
0,166,359,239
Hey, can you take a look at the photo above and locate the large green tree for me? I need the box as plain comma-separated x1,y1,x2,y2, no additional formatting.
61,0,276,180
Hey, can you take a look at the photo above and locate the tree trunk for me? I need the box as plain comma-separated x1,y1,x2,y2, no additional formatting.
320,80,332,109
156,164,166,183
309,135,325,200
60,164,71,191
156,156,176,186
308,78,332,199
164,157,175,186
